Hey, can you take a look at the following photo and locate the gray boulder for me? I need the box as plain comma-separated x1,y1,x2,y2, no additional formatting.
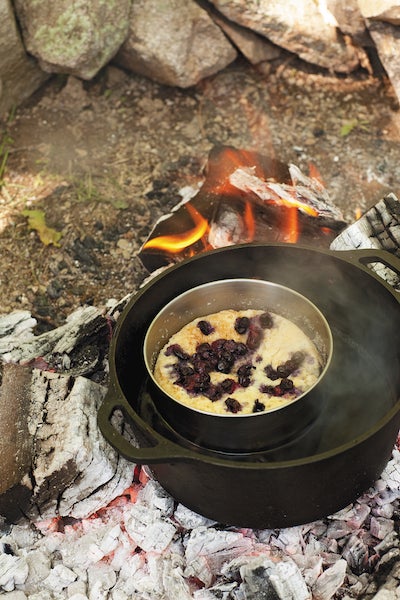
13,0,132,80
366,20,400,101
208,0,361,73
358,0,400,25
0,0,47,117
327,0,370,45
115,0,237,88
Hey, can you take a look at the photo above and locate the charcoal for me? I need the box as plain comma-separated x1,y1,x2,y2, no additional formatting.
380,449,400,490
124,503,176,553
0,553,28,592
238,556,309,600
345,504,371,530
184,527,253,586
174,504,217,530
22,549,51,592
369,516,394,540
87,563,116,599
137,479,175,517
311,559,347,600
342,534,370,574
193,581,238,599
42,563,77,593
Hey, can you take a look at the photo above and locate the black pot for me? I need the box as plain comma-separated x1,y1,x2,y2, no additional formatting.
98,244,400,529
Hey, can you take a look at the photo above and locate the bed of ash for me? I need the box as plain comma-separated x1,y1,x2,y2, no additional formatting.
1,447,399,599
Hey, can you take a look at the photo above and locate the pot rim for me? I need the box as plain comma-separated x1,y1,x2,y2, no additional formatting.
143,277,333,418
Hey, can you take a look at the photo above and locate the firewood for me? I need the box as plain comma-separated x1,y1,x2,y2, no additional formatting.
0,364,34,523
330,192,400,289
0,306,135,524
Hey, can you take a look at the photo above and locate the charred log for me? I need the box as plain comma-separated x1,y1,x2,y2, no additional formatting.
0,303,134,525
330,192,400,290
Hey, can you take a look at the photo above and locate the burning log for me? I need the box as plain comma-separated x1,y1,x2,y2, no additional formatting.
330,192,400,290
227,163,346,230
0,364,33,523
138,146,348,271
0,305,115,374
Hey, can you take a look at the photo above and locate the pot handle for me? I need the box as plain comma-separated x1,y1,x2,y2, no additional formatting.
334,248,400,292
97,384,197,464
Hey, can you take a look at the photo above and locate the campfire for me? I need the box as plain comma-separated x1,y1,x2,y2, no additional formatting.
1,146,400,599
138,146,347,271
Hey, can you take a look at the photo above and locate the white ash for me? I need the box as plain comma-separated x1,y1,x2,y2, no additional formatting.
330,192,400,290
174,503,217,530
0,311,37,355
27,372,134,521
0,445,399,600
0,306,101,364
0,303,123,383
312,559,347,600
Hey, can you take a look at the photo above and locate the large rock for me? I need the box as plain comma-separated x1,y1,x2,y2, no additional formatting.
366,19,400,102
358,0,400,25
327,0,370,44
208,0,361,73
205,3,281,65
0,0,47,117
115,0,237,88
12,0,132,80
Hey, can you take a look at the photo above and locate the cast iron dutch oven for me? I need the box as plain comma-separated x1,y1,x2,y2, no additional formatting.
98,243,400,529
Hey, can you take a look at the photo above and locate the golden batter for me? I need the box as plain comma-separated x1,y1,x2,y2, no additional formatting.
153,309,322,415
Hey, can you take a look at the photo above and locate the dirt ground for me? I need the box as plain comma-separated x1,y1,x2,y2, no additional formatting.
1,56,400,332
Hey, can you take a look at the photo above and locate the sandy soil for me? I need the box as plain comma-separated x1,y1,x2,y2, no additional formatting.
1,57,400,332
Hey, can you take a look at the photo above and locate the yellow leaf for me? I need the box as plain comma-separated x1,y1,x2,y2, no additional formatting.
340,119,358,137
22,209,62,246
340,118,370,137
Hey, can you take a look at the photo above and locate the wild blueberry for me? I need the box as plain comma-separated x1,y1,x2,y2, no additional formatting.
225,397,242,413
234,316,250,334
253,399,265,413
197,320,214,335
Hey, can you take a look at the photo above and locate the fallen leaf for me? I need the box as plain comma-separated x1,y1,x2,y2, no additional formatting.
22,209,62,246
340,119,359,137
340,118,370,137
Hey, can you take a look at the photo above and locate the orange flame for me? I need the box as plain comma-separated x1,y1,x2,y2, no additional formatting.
264,192,319,217
211,148,266,196
281,206,299,243
143,203,209,252
244,201,256,242
307,162,324,184
142,148,329,256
